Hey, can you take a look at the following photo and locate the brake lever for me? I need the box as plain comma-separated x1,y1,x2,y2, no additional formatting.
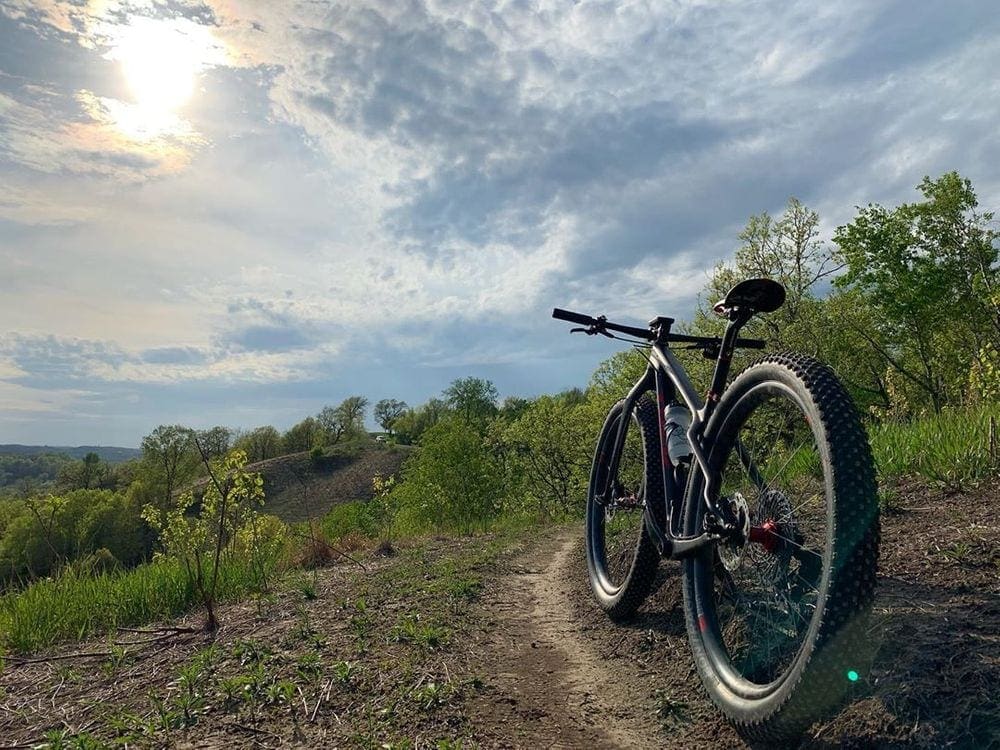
570,325,614,338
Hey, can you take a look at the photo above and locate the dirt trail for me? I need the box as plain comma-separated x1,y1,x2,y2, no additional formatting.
470,530,662,748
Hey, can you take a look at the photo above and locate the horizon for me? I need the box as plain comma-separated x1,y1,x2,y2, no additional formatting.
2,1,999,446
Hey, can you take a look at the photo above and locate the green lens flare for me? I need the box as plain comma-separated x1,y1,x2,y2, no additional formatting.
847,670,859,682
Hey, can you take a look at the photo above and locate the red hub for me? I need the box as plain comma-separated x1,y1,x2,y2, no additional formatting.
748,519,780,554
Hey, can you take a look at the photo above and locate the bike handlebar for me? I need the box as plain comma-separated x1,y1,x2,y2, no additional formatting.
552,307,767,350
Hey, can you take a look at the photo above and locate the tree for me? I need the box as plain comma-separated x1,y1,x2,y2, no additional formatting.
499,396,532,422
692,197,841,347
57,452,110,491
834,172,1000,412
316,396,370,445
282,417,321,453
142,449,266,631
392,398,447,445
684,197,886,412
234,425,282,463
140,425,198,511
499,396,592,518
196,427,233,460
443,377,499,428
374,399,408,435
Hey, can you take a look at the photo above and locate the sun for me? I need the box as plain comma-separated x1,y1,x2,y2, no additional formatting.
104,16,221,135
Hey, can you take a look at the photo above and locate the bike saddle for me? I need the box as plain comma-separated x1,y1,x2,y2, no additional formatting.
713,278,786,316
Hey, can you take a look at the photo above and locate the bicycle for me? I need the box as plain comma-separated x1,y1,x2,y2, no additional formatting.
552,278,880,743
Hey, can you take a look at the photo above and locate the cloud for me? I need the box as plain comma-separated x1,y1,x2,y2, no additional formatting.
2,0,1000,444
0,84,204,179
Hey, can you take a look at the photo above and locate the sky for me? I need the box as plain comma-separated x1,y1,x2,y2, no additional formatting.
1,0,998,447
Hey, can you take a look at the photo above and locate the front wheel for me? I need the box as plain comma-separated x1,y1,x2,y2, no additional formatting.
586,396,665,620
682,353,880,743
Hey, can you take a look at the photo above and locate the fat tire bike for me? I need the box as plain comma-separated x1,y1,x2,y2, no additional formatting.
553,279,880,743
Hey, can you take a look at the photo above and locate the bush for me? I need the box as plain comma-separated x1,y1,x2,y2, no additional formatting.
388,419,503,533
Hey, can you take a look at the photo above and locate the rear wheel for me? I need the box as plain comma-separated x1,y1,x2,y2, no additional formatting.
585,396,665,620
682,354,880,742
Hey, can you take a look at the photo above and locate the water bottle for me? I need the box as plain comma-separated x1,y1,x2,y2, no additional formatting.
663,403,692,466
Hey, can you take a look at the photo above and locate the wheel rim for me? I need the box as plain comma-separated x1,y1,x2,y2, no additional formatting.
696,382,831,696
589,408,650,594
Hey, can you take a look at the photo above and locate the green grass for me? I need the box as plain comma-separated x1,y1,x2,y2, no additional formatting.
869,404,1000,487
0,557,270,654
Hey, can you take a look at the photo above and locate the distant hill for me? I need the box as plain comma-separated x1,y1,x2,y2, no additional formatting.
0,445,141,463
240,444,414,523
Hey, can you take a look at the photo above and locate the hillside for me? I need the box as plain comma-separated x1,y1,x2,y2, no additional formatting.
0,444,140,462
243,444,414,523
1,479,996,747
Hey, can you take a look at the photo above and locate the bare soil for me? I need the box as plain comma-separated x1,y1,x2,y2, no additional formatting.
245,445,412,523
1,479,997,748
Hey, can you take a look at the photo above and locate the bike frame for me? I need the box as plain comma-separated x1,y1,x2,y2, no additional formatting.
600,309,755,560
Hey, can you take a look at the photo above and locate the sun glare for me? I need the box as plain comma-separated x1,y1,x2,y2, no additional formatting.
104,17,222,137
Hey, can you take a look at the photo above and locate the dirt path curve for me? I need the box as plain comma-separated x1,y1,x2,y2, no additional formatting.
470,528,662,748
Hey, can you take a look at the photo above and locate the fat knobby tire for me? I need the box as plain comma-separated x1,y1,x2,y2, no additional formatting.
586,396,665,620
682,353,881,744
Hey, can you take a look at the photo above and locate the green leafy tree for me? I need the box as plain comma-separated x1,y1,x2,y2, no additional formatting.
282,417,321,453
392,398,448,445
498,396,592,518
834,172,1000,412
498,396,532,422
317,396,370,445
234,425,282,463
443,377,499,429
57,452,110,491
374,398,408,435
196,426,233,460
140,425,198,512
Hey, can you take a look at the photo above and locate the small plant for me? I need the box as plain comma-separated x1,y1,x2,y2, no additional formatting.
390,614,450,650
332,660,358,685
299,577,318,600
410,680,453,711
232,638,272,666
653,689,690,729
102,644,130,676
295,652,323,681
265,679,295,706
173,662,207,725
148,691,183,734
937,541,975,564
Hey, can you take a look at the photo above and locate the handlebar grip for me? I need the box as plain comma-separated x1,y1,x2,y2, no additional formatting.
737,338,767,349
552,308,595,326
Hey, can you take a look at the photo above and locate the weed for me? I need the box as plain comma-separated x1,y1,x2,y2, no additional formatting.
0,557,272,654
937,541,976,564
296,652,323,681
101,644,129,676
653,689,690,729
332,660,358,685
232,638,272,666
411,680,453,710
391,614,450,650
870,404,1000,487
148,691,183,733
265,679,295,706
